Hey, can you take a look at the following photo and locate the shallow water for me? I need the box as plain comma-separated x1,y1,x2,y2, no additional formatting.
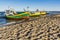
0,18,6,25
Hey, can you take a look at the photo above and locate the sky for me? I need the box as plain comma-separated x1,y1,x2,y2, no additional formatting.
0,0,60,11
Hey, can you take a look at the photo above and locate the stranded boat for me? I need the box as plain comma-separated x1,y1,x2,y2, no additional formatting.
5,9,30,20
29,10,46,17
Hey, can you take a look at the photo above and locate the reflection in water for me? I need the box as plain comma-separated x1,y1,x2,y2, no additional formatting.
0,18,6,25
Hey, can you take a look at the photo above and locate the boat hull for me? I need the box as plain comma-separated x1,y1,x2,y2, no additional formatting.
30,14,40,17
6,17,29,21
5,12,30,20
6,16,29,21
30,12,40,17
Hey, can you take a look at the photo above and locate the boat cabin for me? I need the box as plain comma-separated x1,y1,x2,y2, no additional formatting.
5,9,17,16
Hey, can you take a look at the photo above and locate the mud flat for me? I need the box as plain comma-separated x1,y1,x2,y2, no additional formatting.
0,14,60,40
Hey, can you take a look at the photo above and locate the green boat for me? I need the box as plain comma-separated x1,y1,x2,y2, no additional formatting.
5,10,30,20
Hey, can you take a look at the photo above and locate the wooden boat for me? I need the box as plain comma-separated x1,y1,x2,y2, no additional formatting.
29,9,46,17
6,14,29,20
5,10,30,20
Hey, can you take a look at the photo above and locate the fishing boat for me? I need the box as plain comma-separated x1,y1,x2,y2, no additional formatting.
29,9,46,17
5,9,30,20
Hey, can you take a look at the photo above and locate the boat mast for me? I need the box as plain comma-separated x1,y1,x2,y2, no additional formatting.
23,8,26,12
36,9,39,12
27,6,29,12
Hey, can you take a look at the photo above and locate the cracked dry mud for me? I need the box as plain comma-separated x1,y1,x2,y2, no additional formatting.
0,15,60,40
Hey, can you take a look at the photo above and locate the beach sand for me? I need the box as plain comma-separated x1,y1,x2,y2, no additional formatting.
0,14,60,40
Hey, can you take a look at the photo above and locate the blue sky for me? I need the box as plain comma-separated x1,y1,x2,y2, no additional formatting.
0,0,60,11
